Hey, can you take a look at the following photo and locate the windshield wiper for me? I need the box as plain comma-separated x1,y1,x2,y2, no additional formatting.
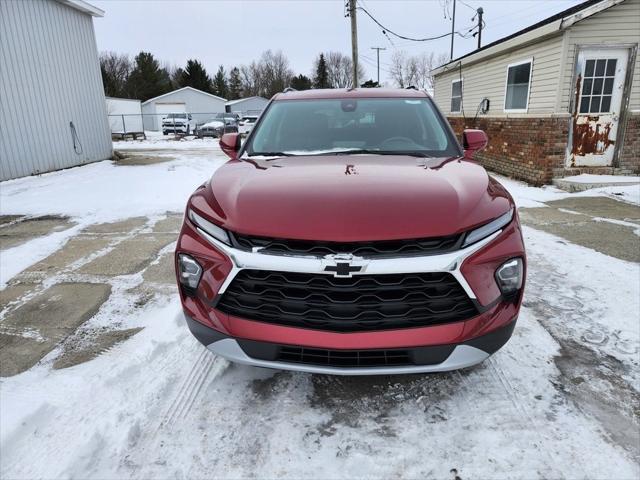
246,152,293,158
325,149,434,158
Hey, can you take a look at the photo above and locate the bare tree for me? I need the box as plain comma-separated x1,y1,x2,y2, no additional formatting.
100,51,131,98
239,50,293,98
389,50,448,92
313,51,365,88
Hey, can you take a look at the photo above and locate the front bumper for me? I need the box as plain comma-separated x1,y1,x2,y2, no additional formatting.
176,210,525,373
163,124,187,132
185,313,516,375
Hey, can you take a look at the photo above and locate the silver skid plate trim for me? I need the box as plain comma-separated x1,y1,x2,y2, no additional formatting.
206,338,489,375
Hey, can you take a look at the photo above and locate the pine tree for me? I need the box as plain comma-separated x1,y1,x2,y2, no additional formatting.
228,67,243,99
212,65,229,98
125,51,171,101
314,53,329,89
180,59,212,92
290,74,312,90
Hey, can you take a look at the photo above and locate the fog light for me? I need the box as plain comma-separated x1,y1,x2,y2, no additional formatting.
495,258,523,295
178,254,202,289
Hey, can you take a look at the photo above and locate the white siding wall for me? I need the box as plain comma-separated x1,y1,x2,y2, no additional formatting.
433,34,565,117
560,0,640,112
433,0,640,118
226,97,269,115
0,0,112,181
141,88,226,131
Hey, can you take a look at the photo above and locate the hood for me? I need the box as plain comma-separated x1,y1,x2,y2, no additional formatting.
201,121,225,128
189,155,513,242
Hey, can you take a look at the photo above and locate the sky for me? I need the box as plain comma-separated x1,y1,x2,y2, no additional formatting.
92,0,585,86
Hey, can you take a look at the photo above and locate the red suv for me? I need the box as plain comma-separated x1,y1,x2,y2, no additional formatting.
176,88,525,375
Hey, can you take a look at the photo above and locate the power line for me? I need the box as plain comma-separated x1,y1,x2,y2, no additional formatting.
356,3,473,43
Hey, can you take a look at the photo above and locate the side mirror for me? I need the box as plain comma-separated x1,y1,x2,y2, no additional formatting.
220,133,241,159
462,129,488,159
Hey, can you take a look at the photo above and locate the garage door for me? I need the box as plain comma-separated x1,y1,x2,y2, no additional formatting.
153,103,186,131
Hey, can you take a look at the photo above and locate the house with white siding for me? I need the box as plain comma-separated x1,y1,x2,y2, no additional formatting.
0,0,112,181
141,87,227,131
225,96,269,117
432,0,639,185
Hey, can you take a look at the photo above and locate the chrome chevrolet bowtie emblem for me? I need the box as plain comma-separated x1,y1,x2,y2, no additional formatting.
322,253,366,278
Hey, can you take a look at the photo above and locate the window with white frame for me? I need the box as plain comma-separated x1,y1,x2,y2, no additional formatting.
504,59,532,111
451,79,463,113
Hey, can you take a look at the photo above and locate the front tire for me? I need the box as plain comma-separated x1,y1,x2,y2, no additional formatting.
163,130,167,135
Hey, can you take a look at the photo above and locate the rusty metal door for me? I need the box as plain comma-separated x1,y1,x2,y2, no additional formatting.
568,48,629,167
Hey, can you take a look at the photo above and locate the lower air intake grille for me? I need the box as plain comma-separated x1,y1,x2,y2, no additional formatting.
278,346,410,367
217,270,478,332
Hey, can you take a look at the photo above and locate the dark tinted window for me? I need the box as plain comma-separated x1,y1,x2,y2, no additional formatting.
246,98,460,157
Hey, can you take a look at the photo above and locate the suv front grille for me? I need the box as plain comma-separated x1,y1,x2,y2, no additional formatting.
216,270,478,332
231,233,462,258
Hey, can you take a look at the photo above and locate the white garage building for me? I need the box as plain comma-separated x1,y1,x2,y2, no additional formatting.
225,96,269,116
141,87,227,131
0,0,112,181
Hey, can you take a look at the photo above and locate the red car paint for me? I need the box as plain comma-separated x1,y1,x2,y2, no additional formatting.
176,88,526,371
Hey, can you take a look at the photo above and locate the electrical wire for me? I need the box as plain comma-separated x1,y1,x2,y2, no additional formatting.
69,121,83,155
356,3,473,42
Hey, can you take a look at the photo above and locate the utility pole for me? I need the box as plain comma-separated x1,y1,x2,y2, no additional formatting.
449,0,456,60
476,7,484,49
371,47,386,85
349,0,359,87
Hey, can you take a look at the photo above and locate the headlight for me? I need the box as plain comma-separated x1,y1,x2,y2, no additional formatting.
177,253,202,289
495,257,523,295
463,208,514,247
188,209,231,245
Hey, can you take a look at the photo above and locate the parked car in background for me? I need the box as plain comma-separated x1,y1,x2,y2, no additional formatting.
195,118,239,138
239,115,259,135
162,113,196,135
176,88,526,376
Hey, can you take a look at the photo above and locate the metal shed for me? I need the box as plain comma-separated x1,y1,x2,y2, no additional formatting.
141,87,227,131
225,96,269,116
0,0,113,181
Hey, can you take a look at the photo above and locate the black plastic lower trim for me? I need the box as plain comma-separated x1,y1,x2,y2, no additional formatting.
184,312,228,346
184,312,517,368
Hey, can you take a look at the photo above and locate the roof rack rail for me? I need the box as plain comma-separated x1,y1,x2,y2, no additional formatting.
282,87,297,93
405,85,418,90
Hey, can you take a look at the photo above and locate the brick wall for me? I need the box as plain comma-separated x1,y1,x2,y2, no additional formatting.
448,114,639,185
618,112,640,173
447,116,570,186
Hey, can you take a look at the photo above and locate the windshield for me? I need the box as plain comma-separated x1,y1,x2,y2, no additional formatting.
245,97,460,157
165,113,186,119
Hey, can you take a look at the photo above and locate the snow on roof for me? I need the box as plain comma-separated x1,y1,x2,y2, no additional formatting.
142,87,227,106
225,96,268,106
56,0,104,17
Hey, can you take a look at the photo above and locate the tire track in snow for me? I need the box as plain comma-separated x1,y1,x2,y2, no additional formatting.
160,347,227,428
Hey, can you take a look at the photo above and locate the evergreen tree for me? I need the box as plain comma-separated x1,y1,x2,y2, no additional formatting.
212,65,229,98
290,74,312,90
313,53,329,89
126,51,171,101
170,67,185,89
228,67,243,99
180,59,212,92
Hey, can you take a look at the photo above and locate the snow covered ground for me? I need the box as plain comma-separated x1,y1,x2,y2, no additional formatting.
1,137,638,479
